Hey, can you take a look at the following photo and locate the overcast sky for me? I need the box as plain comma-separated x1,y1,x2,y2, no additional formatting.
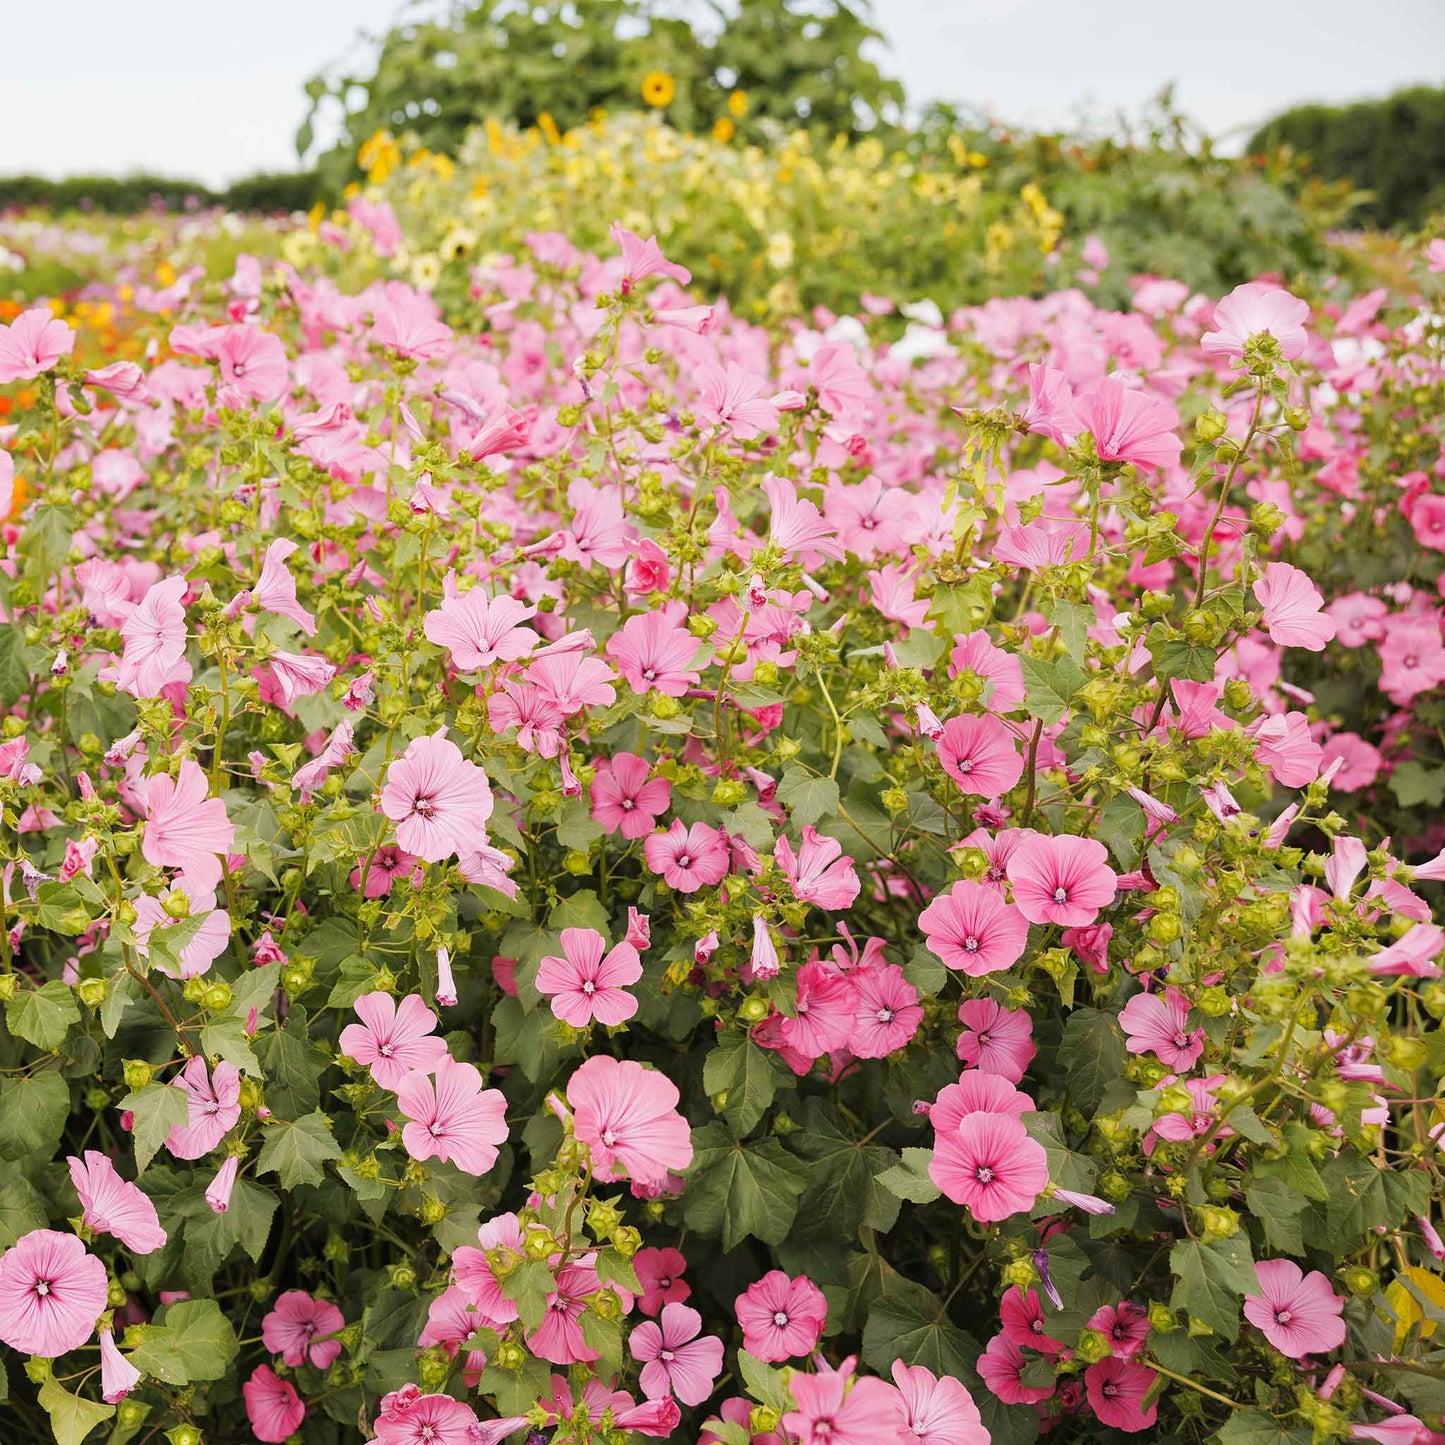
2,0,1441,187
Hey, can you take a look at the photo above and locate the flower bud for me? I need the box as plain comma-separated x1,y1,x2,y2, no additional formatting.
1075,1327,1111,1364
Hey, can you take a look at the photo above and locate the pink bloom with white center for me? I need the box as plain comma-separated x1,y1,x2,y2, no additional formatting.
630,1301,725,1405
396,1056,508,1174
993,517,1090,572
644,819,730,893
115,574,189,698
1254,562,1336,650
536,926,642,1027
1119,986,1205,1070
635,1247,691,1317
244,1366,306,1443
1380,617,1445,704
1075,376,1182,470
1243,1259,1346,1358
1085,1358,1159,1432
1007,832,1118,927
1320,731,1382,792
930,1111,1048,1221
0,308,74,382
141,758,235,894
216,325,287,402
919,879,1030,976
778,960,854,1060
0,1229,107,1357
262,1289,345,1368
891,1361,988,1445
607,603,703,696
380,730,494,863
67,1152,167,1254
936,714,1024,797
566,1055,693,1186
956,998,1036,1082
849,964,923,1057
590,753,671,839
1327,592,1389,648
783,1358,908,1445
693,360,780,439
929,1073,1035,1132
370,284,453,359
371,1388,478,1445
1201,282,1310,360
100,1327,141,1403
735,1270,828,1362
424,582,539,670
527,1260,608,1365
774,826,861,910
165,1056,241,1159
340,993,451,1090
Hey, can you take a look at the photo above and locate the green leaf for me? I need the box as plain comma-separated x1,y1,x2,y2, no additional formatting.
37,1375,113,1445
702,1032,790,1136
1216,1408,1314,1445
128,1298,238,1384
1150,636,1217,683
786,1100,900,1240
256,1111,342,1189
861,1275,976,1376
877,1148,942,1204
683,1123,808,1250
0,627,39,704
776,766,840,828
1018,654,1085,725
0,1176,49,1246
1245,1178,1306,1255
257,1006,327,1115
1170,1236,1257,1341
1023,1111,1097,1195
6,980,80,1051
20,504,77,593
500,1259,555,1332
118,1082,189,1174
737,1349,791,1413
1057,1008,1127,1114
1390,761,1445,809
0,1071,68,1162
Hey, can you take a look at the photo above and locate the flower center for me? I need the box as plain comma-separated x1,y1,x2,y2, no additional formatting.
33,1279,51,1298
1173,1031,1190,1048
975,1165,995,1184
621,798,635,810
876,1007,895,1024
413,794,436,819
963,935,980,952
1052,886,1068,904
1102,1383,1118,1400
600,1128,618,1147
660,1348,675,1363
773,1310,790,1327
956,757,974,773
1275,1309,1293,1325
676,854,692,869
582,981,596,995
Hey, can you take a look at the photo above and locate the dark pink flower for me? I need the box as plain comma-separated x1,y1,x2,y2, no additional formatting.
1085,1358,1158,1432
634,1247,691,1317
775,827,861,910
244,1365,306,1442
262,1289,345,1368
590,753,671,839
936,714,1024,797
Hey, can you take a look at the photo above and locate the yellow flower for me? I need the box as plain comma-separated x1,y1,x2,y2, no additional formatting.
358,128,401,184
155,262,176,288
537,112,562,147
641,72,676,108
712,117,736,144
727,90,750,119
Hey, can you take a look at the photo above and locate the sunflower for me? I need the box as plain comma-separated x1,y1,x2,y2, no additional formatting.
641,71,676,108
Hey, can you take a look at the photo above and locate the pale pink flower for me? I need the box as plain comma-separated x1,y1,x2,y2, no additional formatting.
262,1289,345,1368
949,631,1026,712
0,307,74,382
694,360,780,439
1248,711,1324,787
244,1365,306,1442
141,758,235,894
424,583,539,670
1119,986,1205,1070
590,753,671,839
396,1057,508,1174
293,720,357,801
0,1229,107,1357
763,476,844,561
993,518,1090,571
1326,592,1389,648
625,539,672,594
248,538,316,635
371,284,453,359
645,820,729,893
1244,1259,1346,1358
891,1361,988,1445
937,713,1024,796
536,927,642,1027
265,650,337,708
607,603,703,696
466,406,529,460
216,325,287,402
956,998,1036,1082
380,730,494,863
132,881,230,979
930,1111,1048,1221
612,222,692,287
115,574,189,698
1085,1358,1158,1432
435,945,458,1007
100,1327,141,1403
920,880,1029,976
567,1055,693,1186
165,1055,241,1159
1075,377,1181,470
1254,562,1336,650
205,1154,239,1213
1007,833,1117,927
1018,362,1079,447
68,1151,167,1254
783,1358,908,1445
630,1301,724,1405
775,827,861,910
1380,618,1445,704
1202,282,1309,360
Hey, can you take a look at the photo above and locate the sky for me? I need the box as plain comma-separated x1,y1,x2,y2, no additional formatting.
1,0,1441,187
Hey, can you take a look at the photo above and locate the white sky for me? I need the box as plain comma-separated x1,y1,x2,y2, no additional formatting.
1,0,1441,188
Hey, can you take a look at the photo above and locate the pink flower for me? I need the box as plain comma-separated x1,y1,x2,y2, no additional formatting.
977,1332,1054,1405
607,603,703,696
1202,282,1310,360
1380,618,1445,704
1326,592,1388,648
1087,1300,1151,1360
380,730,494,863
929,1073,1034,1131
1000,1286,1064,1354
132,882,230,979
293,721,357,801
956,998,1036,1082
930,1111,1048,1221
527,1260,607,1364
536,927,642,1027
339,992,450,1090
0,1229,107,1357
630,1301,724,1405
1248,711,1324,787
1244,1259,1347,1358
396,1057,508,1174
100,1326,141,1403
262,1289,345,1368
694,360,780,439
205,1155,239,1213
635,1247,691,1317
466,406,529,460
783,1359,908,1445
248,538,316,635
920,880,1029,976
849,964,923,1057
763,476,844,561
244,1365,306,1443
1085,1358,1158,1432
891,1361,988,1445
67,1151,167,1254
373,1387,477,1444
265,650,337,708
85,361,145,397
0,307,74,382
775,827,861,910
937,714,1024,796
567,1055,693,1186
115,574,189,698
371,285,453,359
165,1056,241,1159
626,539,671,595
1319,732,1382,792
1019,362,1079,447
590,753,671,839
778,960,855,1059
1120,986,1205,1070
142,758,235,894
216,324,287,402
645,820,730,893
351,845,422,898
1254,562,1336,650
735,1270,829,1361
424,585,539,670
949,632,1025,713
612,222,692,287
1007,833,1117,927
1075,377,1182,470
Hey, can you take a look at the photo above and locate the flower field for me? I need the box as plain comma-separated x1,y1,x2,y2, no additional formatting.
0,121,1444,1445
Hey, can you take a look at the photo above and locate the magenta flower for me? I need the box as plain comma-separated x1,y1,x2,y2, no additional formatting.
424,585,539,670
380,730,494,863
536,926,642,1027
396,1057,508,1175
1243,1258,1347,1358
1201,282,1310,361
141,758,235,894
1254,562,1336,651
262,1289,345,1369
630,1301,725,1405
1075,377,1182,470
165,1056,242,1160
67,1151,167,1254
1007,832,1118,927
930,1111,1048,1221
930,1073,1034,1132
779,960,855,1060
849,964,923,1057
774,827,861,910
373,1387,478,1445
339,992,450,1091
606,603,703,696
0,307,74,382
0,1229,108,1357
590,753,671,839
936,714,1024,796
891,1361,988,1445
644,819,730,893
1001,1284,1065,1353
244,1365,307,1443
977,1331,1055,1404
1087,1300,1151,1360
351,846,423,899
920,880,1029,976
527,1260,605,1365
1119,986,1205,1071
1085,1358,1158,1432
782,1359,908,1445
567,1055,693,1187
100,1326,141,1403
956,998,1036,1082
635,1247,691,1317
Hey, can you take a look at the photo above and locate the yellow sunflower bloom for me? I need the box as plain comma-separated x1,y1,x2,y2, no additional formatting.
641,72,676,108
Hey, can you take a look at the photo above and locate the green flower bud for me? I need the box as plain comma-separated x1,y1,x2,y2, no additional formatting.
75,977,107,1010
385,1262,417,1291
1075,1327,1112,1364
650,695,682,720
562,850,592,876
1148,1301,1178,1333
738,997,770,1023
